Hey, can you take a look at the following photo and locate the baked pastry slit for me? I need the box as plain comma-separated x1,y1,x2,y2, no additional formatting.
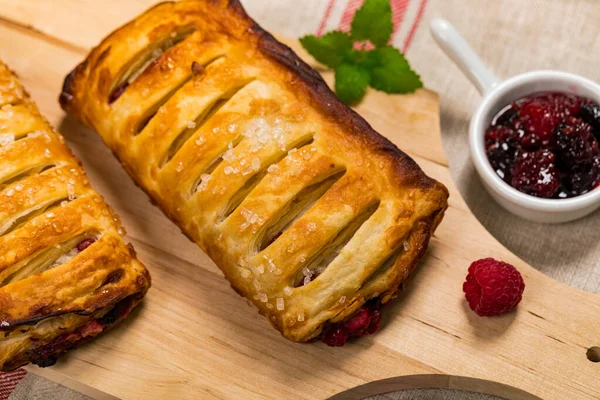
0,232,99,287
131,54,232,138
294,200,380,287
0,164,56,190
258,168,345,252
360,220,434,297
0,80,24,109
0,164,89,236
0,105,51,141
220,137,315,223
136,75,193,134
109,25,197,104
162,79,254,167
0,196,72,236
192,133,245,190
0,138,73,185
0,98,23,109
133,58,256,177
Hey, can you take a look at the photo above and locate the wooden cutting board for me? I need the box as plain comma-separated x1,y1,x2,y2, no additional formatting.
0,1,599,399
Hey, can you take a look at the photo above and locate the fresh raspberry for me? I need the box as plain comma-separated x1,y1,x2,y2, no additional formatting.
553,117,598,168
463,258,525,317
511,149,560,198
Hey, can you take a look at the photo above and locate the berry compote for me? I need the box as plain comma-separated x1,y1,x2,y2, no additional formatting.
485,92,600,198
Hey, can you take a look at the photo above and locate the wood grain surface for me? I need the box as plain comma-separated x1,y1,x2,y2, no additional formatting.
0,1,598,399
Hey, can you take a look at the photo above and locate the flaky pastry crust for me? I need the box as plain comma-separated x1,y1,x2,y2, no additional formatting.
61,0,448,342
0,61,150,371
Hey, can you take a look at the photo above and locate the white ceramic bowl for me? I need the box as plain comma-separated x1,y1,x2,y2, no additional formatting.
430,18,600,223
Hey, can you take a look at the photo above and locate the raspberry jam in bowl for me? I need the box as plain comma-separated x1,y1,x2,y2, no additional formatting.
486,93,600,199
431,18,600,223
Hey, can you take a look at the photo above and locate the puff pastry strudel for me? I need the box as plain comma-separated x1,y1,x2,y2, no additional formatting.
60,0,448,343
0,61,150,371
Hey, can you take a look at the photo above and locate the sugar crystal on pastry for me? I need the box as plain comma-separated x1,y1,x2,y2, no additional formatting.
239,268,251,279
257,293,268,303
276,298,285,311
251,157,260,171
197,174,211,191
0,133,14,146
222,148,236,162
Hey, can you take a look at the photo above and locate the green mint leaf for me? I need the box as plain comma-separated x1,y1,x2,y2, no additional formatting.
335,63,370,105
365,46,423,93
299,31,353,68
350,0,393,47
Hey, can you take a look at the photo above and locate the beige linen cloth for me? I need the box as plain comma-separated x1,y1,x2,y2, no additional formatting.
7,0,599,398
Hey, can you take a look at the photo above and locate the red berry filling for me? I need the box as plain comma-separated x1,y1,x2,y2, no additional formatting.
321,299,382,347
76,238,96,252
28,296,136,368
485,92,600,198
108,82,129,104
463,258,525,317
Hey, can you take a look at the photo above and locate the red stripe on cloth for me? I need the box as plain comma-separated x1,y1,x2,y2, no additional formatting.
316,0,336,36
0,369,27,400
390,0,410,40
402,0,428,52
338,0,364,32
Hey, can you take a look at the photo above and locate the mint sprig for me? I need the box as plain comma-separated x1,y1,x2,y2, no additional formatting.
350,0,393,48
300,0,422,105
335,63,370,104
299,31,352,69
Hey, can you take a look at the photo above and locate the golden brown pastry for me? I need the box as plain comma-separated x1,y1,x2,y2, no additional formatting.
60,0,448,343
0,61,150,371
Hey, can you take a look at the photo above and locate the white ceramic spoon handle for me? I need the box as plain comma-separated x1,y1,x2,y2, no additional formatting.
430,18,501,96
